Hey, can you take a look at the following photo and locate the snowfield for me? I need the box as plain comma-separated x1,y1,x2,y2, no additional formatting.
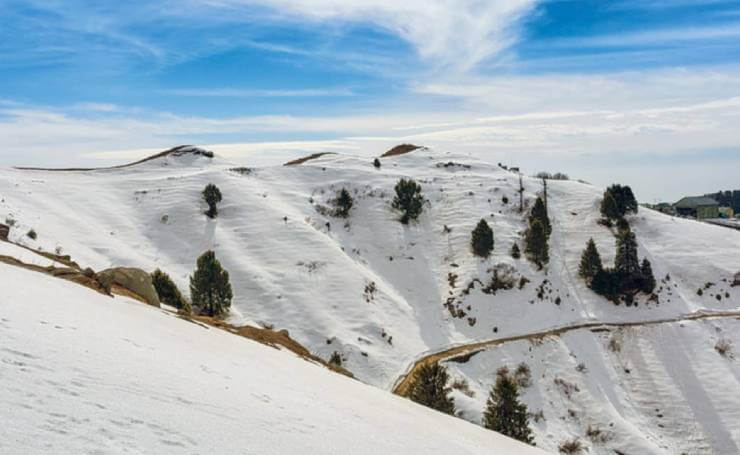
0,263,544,454
1,146,739,453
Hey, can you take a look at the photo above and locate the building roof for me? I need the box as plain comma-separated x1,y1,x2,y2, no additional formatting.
674,196,719,208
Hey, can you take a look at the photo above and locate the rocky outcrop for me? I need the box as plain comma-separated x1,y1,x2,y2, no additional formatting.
96,267,160,307
0,224,9,240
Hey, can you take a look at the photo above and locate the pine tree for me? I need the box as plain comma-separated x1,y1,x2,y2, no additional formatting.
151,269,188,311
600,191,620,220
203,183,223,219
373,158,381,169
525,220,549,268
190,250,233,317
578,239,603,281
334,188,354,218
483,369,535,445
471,219,494,258
529,197,551,237
392,178,424,224
608,184,638,216
615,230,640,277
408,363,455,415
639,258,656,293
510,243,521,259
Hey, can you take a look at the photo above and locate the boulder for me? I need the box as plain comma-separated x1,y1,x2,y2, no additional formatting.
96,267,160,307
0,223,9,240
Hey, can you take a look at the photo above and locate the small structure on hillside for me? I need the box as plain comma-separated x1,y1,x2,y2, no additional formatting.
674,196,719,219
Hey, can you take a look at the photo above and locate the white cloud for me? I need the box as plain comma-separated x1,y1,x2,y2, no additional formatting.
161,88,355,97
204,0,538,70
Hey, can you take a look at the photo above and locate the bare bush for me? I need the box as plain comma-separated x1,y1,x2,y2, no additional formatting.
715,339,734,358
514,362,532,388
558,438,585,454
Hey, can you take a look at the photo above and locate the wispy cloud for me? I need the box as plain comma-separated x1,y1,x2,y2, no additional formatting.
161,88,355,97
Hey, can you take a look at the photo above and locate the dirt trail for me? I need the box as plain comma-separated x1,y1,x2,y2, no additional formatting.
392,310,740,397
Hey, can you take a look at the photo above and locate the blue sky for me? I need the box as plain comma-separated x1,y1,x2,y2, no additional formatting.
1,0,740,200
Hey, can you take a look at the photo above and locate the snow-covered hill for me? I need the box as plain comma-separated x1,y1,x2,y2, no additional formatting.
0,262,544,454
2,146,739,453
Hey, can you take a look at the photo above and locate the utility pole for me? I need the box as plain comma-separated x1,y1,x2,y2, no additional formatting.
518,173,524,213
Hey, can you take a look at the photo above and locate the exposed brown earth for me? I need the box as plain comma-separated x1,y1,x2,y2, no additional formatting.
283,152,336,166
381,144,423,157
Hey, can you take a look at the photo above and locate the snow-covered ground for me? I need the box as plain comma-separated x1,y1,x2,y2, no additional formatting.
1,146,739,453
0,262,544,454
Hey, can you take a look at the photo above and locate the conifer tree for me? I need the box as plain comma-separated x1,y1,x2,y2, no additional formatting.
510,243,521,259
600,191,620,220
373,158,381,169
529,197,551,237
471,219,494,258
639,258,656,293
483,369,535,445
408,363,455,415
203,183,223,219
607,184,638,216
190,250,233,317
578,239,603,281
392,178,424,224
334,188,354,218
525,220,549,268
615,230,640,277
151,269,188,311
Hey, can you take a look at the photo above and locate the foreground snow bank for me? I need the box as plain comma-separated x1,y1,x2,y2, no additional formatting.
0,263,545,454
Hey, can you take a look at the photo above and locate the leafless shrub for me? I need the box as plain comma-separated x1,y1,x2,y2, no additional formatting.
554,377,580,399
558,438,585,454
451,377,475,398
586,424,612,444
715,339,734,358
514,362,532,388
608,337,621,353
576,362,587,373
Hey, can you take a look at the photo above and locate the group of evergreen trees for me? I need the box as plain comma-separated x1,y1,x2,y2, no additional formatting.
408,363,534,446
600,184,638,222
151,250,233,318
703,189,740,212
579,229,656,303
524,197,550,268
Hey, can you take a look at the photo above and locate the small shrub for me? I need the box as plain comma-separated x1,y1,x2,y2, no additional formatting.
715,339,733,358
26,229,37,240
392,178,424,224
373,158,381,168
608,337,621,353
451,377,475,398
510,243,521,259
471,219,494,258
333,188,354,218
514,363,532,388
586,424,612,444
329,351,342,367
151,269,189,311
502,196,509,204
553,377,580,399
576,362,587,373
558,437,584,454
528,409,545,423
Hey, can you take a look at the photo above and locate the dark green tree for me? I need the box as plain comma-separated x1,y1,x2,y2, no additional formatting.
607,184,638,216
483,369,535,445
408,363,455,415
639,258,656,294
471,219,494,258
529,197,551,237
189,250,233,317
615,230,640,277
203,183,223,219
151,269,190,312
373,158,381,169
392,178,424,224
525,220,549,268
334,188,354,218
578,239,603,281
600,191,620,220
510,243,521,259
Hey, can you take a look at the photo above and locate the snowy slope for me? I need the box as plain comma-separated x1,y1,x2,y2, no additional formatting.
0,262,545,454
1,146,739,453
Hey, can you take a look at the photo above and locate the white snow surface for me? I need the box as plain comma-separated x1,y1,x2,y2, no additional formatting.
2,146,739,453
0,263,545,454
